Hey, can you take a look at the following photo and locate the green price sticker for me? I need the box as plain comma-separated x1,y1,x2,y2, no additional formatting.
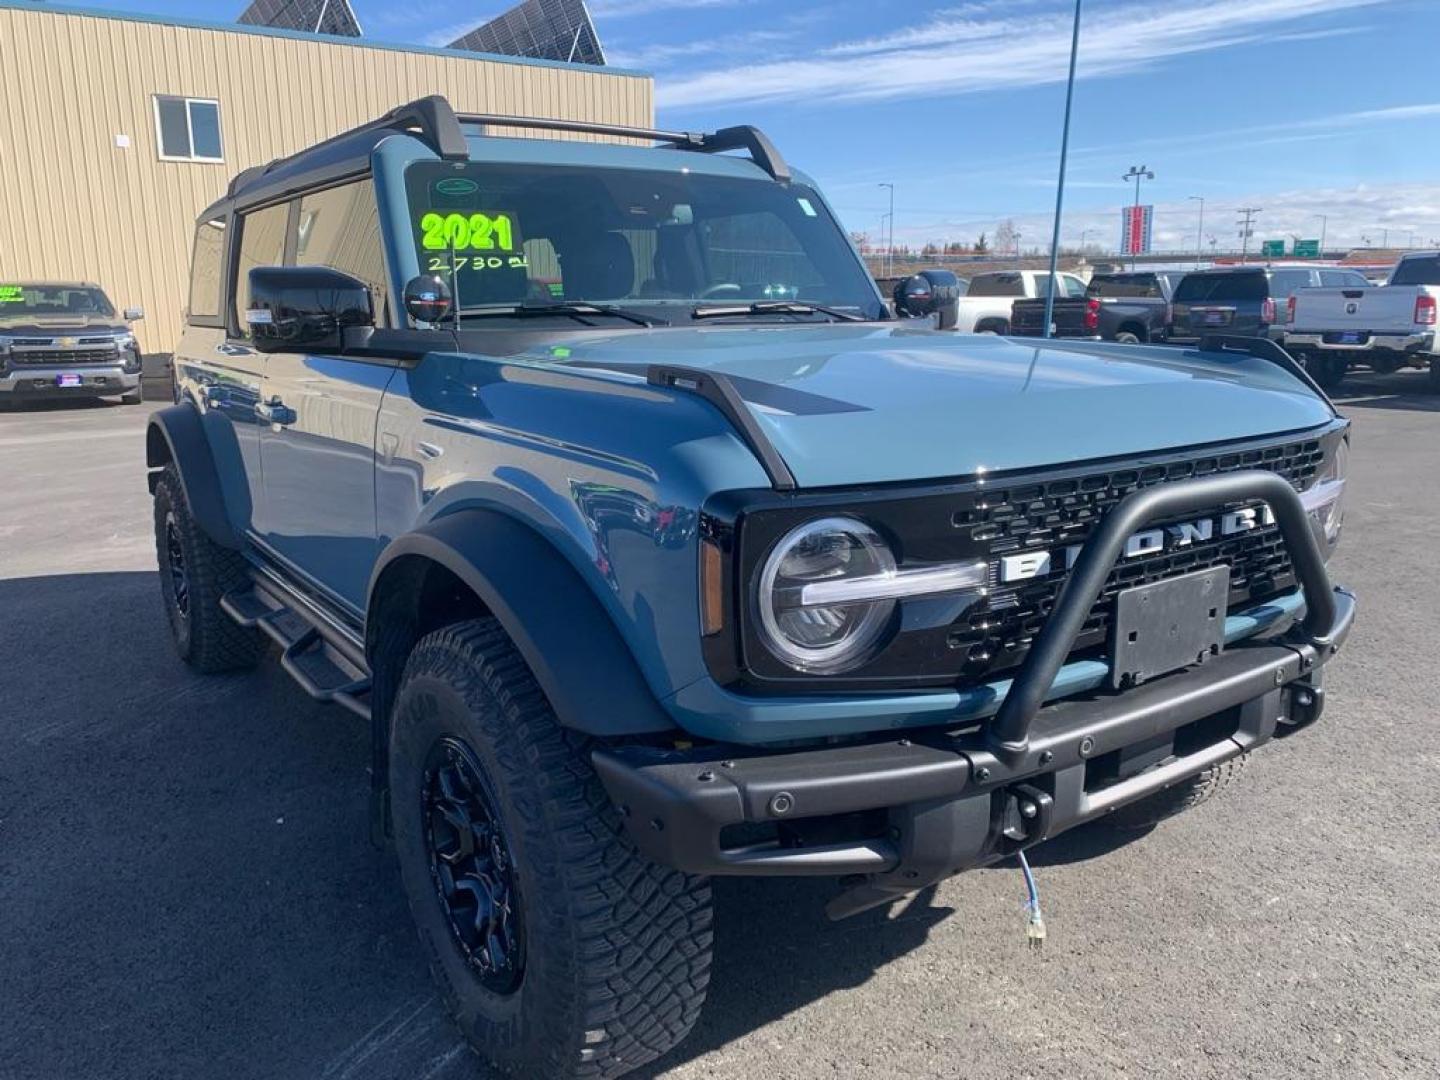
419,211,518,253
0,285,24,303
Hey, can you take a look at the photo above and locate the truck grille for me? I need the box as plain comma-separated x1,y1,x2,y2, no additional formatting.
946,438,1325,679
11,347,119,366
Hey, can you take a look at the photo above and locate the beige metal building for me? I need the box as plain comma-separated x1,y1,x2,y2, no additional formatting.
0,2,652,359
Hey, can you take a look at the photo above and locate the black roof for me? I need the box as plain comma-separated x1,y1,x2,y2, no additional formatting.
201,95,789,221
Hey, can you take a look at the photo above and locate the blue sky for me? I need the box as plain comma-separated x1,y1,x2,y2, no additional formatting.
68,0,1440,252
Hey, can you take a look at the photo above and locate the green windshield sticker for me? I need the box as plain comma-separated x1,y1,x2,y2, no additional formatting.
0,285,24,303
797,198,817,217
419,211,520,253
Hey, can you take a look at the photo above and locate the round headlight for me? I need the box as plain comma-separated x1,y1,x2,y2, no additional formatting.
756,517,896,673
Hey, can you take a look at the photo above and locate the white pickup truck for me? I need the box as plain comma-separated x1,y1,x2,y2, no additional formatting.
953,269,1088,334
1285,251,1439,390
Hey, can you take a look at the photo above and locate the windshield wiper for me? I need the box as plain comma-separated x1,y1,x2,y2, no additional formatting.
690,301,866,323
461,302,666,328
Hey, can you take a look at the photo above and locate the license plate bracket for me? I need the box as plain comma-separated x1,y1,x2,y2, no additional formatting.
1109,565,1229,689
56,373,83,387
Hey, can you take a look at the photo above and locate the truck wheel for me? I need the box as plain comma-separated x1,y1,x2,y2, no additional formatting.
152,464,261,672
1305,354,1347,391
389,619,713,1080
1113,330,1142,345
121,388,144,405
1429,357,1440,394
1368,355,1402,376
1104,755,1248,831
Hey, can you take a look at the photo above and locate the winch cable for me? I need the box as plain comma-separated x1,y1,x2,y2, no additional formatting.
1017,850,1046,950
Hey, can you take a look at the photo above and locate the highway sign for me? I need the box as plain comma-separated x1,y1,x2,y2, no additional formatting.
1293,239,1320,257
1261,239,1285,257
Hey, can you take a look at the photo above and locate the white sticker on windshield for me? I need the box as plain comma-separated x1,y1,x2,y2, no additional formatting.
797,198,817,217
245,309,274,325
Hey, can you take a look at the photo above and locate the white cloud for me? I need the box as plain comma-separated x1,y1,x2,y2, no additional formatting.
657,0,1392,108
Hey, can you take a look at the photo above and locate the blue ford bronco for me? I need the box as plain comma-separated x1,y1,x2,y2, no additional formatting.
147,97,1355,1078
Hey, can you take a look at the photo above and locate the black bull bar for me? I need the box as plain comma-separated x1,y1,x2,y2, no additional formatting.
594,470,1355,917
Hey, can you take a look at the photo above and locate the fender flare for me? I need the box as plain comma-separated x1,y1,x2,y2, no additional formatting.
367,509,675,738
145,404,242,549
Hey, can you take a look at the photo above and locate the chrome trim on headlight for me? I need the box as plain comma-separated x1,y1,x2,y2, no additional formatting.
799,560,988,607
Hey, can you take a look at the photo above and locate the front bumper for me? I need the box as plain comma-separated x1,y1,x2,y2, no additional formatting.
0,364,139,397
1284,330,1434,357
595,470,1354,917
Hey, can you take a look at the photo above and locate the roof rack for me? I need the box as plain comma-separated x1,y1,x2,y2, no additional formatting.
230,94,792,199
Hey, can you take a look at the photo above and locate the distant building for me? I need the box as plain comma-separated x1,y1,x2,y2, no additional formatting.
237,0,363,37
449,0,606,66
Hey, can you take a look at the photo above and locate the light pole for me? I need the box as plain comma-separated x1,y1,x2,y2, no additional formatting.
1187,195,1205,268
1314,213,1327,256
1122,164,1154,270
878,183,895,278
1040,0,1082,340
879,213,890,276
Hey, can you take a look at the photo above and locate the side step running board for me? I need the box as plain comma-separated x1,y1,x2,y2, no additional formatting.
221,587,373,721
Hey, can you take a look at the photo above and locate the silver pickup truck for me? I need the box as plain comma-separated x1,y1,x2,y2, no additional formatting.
1284,252,1439,391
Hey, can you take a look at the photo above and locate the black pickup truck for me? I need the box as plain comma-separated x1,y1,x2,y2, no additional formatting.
1010,271,1182,342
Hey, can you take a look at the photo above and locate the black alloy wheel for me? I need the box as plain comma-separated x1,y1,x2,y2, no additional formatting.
423,735,525,995
164,511,190,620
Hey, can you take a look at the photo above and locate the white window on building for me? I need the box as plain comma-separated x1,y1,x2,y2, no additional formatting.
153,96,223,162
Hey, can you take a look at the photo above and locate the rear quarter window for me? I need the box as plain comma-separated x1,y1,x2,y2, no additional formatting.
1266,270,1314,298
189,215,226,322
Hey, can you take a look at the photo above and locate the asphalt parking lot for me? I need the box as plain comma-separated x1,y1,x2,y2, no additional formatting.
2,375,1438,1080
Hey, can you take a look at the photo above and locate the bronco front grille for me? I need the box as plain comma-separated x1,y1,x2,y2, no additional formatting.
945,439,1325,679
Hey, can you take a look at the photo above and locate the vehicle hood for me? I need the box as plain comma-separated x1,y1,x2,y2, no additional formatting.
0,313,127,335
529,324,1334,487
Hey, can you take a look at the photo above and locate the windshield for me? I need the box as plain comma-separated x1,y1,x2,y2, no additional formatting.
1089,275,1160,298
403,162,885,321
0,284,115,318
1388,255,1440,287
1173,272,1267,303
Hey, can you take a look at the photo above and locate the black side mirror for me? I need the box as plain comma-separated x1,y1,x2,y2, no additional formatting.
246,266,373,354
894,270,962,329
403,274,453,326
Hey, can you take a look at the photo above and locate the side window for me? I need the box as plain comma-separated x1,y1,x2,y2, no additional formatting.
1063,275,1087,298
188,215,226,322
233,202,291,335
296,182,390,322
1267,270,1312,297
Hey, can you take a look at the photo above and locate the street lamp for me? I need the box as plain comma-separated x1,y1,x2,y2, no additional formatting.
878,183,895,278
1040,0,1083,340
1122,164,1154,270
1187,195,1204,268
1314,214,1327,256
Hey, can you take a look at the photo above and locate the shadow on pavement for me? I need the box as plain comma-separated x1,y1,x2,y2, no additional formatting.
1331,369,1440,412
0,571,956,1080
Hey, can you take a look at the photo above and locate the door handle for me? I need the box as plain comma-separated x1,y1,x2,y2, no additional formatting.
255,397,297,426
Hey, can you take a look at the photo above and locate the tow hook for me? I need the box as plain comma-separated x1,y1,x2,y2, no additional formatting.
1002,783,1054,844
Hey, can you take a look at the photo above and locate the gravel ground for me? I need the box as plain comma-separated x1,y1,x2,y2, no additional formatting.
1,374,1437,1080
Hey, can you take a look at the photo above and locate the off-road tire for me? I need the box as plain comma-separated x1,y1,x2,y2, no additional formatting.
152,464,261,672
1105,754,1248,831
389,619,713,1080
121,388,143,404
1113,330,1142,345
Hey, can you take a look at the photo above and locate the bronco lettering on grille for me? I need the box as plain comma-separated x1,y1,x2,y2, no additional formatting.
997,504,1277,584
